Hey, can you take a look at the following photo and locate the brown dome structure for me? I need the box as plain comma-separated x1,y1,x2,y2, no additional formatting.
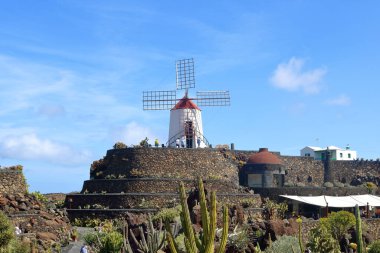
240,148,285,188
247,148,282,165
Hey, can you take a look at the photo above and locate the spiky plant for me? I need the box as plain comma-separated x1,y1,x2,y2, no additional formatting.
166,178,229,253
265,236,301,253
123,214,166,253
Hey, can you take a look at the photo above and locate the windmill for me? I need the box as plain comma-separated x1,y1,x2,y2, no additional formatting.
143,58,230,148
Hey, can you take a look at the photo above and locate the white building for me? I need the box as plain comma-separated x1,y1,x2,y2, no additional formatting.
168,94,207,148
300,145,357,161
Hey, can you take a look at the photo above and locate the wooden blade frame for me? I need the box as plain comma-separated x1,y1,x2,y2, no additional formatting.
196,91,231,106
143,90,177,110
176,58,195,90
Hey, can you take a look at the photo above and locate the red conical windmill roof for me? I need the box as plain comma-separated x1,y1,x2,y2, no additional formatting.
172,95,200,110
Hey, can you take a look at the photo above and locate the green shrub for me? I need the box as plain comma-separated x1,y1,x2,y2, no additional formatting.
152,205,182,222
333,181,345,188
307,225,340,253
225,225,250,252
0,211,14,249
6,239,30,253
262,198,288,220
84,232,99,247
366,182,377,194
327,211,356,241
99,231,123,253
139,137,149,147
265,236,301,253
369,240,380,253
113,142,127,149
31,191,48,202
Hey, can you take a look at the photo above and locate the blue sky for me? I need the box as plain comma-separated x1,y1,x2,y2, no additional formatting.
0,1,379,193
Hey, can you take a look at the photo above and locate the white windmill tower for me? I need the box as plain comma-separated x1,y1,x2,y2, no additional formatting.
143,58,230,148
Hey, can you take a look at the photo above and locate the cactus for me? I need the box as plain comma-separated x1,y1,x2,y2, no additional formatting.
166,178,229,253
296,217,304,253
355,204,364,253
123,214,166,253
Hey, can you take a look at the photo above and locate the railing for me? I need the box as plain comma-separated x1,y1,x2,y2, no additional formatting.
166,130,210,148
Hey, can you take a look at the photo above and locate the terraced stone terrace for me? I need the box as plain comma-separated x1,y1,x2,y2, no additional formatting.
65,147,261,220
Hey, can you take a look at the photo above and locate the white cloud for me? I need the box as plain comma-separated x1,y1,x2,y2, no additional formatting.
325,94,351,106
0,133,91,166
270,57,326,94
109,121,156,146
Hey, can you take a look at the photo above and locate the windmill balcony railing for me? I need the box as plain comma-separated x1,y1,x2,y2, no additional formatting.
166,130,210,148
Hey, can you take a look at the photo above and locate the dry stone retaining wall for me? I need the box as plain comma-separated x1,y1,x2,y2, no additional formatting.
0,166,27,194
280,156,380,186
94,148,238,182
81,178,242,194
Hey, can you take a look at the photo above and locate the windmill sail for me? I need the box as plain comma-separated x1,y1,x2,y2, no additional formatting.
143,90,177,110
196,91,230,106
176,58,195,90
142,58,231,148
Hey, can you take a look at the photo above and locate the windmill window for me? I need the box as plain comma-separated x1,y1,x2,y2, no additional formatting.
348,154,351,158
340,153,343,158
307,176,312,183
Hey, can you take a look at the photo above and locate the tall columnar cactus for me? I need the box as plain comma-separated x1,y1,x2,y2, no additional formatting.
296,217,304,253
355,204,364,253
166,178,229,253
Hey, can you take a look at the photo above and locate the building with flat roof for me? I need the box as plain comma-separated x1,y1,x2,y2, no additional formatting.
300,145,357,160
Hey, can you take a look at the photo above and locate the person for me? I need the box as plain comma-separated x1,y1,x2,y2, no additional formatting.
181,136,186,148
80,244,88,253
197,137,201,148
175,138,180,148
15,226,22,235
154,138,159,148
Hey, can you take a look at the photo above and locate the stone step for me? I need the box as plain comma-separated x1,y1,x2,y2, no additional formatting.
81,178,240,194
65,192,261,210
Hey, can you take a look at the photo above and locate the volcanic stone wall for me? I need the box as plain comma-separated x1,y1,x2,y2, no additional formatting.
281,156,325,186
82,178,242,194
92,148,239,182
330,160,380,184
66,148,260,220
281,156,380,186
0,166,27,194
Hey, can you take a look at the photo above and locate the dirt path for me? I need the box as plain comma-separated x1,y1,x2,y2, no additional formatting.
62,227,94,253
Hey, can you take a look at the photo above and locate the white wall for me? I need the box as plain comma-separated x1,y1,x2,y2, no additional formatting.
168,108,207,148
336,150,357,160
300,147,316,158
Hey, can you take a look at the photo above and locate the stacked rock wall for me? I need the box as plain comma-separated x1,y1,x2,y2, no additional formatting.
280,156,380,186
92,148,239,181
66,147,259,220
0,166,27,194
330,160,380,184
281,156,325,186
